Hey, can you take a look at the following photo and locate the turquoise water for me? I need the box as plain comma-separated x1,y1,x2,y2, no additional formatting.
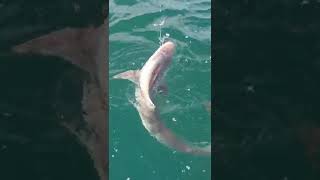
109,0,211,179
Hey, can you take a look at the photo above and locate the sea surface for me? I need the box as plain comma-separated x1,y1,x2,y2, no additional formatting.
109,0,211,179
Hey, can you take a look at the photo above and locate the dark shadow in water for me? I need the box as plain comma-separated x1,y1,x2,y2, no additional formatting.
0,55,99,180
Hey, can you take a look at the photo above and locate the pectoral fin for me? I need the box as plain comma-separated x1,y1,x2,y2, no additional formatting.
113,70,140,84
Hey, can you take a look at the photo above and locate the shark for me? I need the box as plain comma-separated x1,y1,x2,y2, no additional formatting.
12,19,108,180
113,41,211,156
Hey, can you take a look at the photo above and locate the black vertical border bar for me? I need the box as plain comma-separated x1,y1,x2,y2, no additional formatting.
212,1,320,180
104,1,110,179
211,0,215,179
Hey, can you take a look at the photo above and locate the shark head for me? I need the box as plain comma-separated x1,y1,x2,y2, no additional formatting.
112,40,176,110
139,40,176,109
158,40,175,60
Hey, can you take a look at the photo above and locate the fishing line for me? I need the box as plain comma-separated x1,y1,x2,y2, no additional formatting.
159,3,163,45
154,3,168,46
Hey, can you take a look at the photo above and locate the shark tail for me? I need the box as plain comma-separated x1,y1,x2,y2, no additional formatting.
189,144,211,156
153,127,211,156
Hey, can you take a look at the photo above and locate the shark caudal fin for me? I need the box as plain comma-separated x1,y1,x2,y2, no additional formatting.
203,101,211,113
112,70,140,84
191,144,211,156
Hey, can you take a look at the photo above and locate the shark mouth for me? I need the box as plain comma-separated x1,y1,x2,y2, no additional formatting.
150,64,162,91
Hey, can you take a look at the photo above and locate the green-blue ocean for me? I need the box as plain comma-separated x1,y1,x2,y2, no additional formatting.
109,0,211,179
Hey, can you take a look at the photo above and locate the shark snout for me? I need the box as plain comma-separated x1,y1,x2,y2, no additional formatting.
160,41,175,58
